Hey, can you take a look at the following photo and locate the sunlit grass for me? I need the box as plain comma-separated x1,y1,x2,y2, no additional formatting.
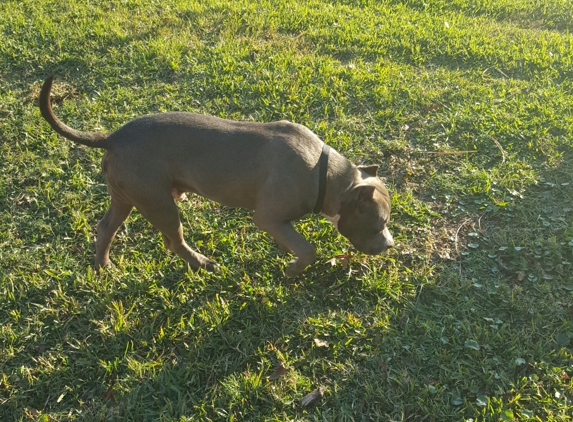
1,0,572,420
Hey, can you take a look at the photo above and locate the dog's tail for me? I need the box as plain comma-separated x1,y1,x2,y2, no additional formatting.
40,75,111,149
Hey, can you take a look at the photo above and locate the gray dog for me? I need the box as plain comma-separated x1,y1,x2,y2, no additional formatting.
40,75,394,276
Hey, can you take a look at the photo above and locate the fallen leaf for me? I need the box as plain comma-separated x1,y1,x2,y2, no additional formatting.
326,253,352,269
266,364,288,380
301,386,325,407
314,338,329,348
379,358,388,375
24,408,40,419
102,379,116,402
423,104,440,112
69,244,84,254
516,271,525,282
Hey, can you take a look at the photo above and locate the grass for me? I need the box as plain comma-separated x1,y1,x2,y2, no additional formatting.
1,0,573,420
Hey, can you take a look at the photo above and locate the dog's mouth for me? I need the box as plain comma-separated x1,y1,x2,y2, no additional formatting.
361,243,390,256
353,229,395,256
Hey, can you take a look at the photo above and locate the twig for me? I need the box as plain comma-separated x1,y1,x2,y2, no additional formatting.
482,67,509,79
485,133,506,163
417,150,477,155
454,218,472,254
454,212,487,281
477,212,485,230
454,218,473,282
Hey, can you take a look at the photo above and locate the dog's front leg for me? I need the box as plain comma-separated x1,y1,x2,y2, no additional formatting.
253,213,316,277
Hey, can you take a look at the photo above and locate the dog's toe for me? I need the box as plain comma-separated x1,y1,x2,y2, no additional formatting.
95,260,114,272
285,259,305,277
204,260,219,273
195,255,218,273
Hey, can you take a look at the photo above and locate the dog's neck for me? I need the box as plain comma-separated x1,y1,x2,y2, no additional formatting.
320,149,356,218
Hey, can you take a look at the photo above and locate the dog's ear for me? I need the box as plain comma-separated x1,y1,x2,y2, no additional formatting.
356,185,376,212
358,164,379,177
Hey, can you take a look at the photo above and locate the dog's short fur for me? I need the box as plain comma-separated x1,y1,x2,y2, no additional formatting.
40,75,394,276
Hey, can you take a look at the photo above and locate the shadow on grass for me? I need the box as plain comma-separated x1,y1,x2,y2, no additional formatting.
1,21,571,422
3,150,573,420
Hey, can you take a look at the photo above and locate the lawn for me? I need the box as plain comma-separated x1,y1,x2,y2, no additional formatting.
1,0,573,420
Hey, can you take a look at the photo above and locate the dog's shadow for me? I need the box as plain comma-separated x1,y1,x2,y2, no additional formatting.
55,254,373,415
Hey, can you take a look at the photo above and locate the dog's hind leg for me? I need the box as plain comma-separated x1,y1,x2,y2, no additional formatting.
135,196,218,272
95,196,134,269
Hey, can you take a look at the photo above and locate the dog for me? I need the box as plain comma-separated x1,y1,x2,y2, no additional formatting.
39,75,394,276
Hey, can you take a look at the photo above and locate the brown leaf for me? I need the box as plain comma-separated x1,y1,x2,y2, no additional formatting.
69,244,84,254
423,104,440,112
102,379,116,402
301,386,325,407
326,253,352,269
379,358,388,375
24,408,40,419
266,364,288,380
314,338,329,348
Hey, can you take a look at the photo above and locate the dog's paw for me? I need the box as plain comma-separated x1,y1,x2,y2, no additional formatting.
197,256,219,273
204,260,220,273
95,260,114,272
285,259,305,277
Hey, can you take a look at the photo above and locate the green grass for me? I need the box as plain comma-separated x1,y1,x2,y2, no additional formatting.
1,0,573,420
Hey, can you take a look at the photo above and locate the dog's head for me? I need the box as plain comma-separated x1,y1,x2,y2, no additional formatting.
336,165,394,255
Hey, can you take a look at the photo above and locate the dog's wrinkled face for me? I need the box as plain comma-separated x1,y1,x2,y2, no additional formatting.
337,167,394,255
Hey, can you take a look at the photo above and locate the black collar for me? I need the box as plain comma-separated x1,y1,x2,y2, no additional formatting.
313,143,331,214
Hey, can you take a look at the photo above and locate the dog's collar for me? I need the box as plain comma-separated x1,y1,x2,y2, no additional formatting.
313,143,331,214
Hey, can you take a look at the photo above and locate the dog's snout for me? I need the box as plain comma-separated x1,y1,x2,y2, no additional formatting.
354,227,395,256
384,237,394,249
383,227,394,249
